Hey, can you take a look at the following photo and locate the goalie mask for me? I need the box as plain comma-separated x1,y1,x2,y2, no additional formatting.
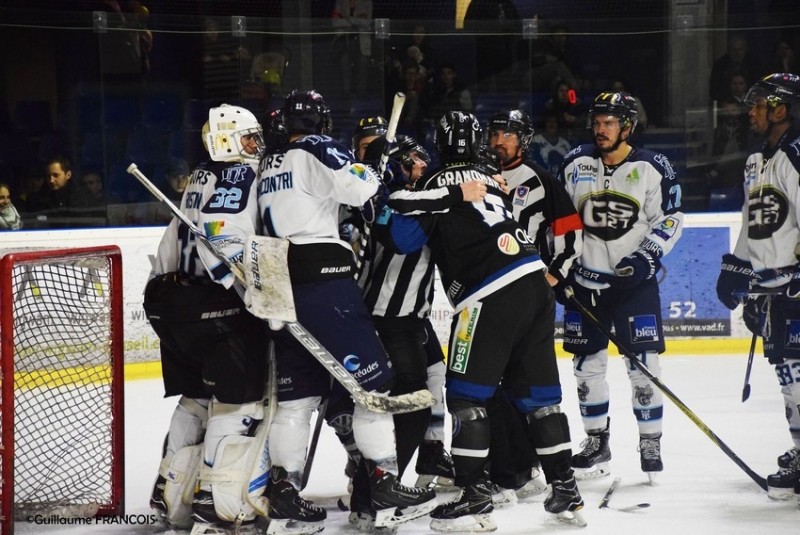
587,92,639,134
205,104,264,162
352,116,388,154
743,73,800,120
488,109,534,156
434,111,481,163
283,89,332,136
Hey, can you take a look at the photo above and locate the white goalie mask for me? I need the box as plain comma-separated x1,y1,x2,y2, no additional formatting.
205,104,264,162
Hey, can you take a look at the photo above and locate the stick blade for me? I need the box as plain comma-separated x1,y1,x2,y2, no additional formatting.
741,385,751,402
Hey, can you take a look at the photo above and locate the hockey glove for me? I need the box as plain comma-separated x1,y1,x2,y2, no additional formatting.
360,182,391,225
715,254,758,310
611,249,661,289
786,268,800,300
742,297,764,336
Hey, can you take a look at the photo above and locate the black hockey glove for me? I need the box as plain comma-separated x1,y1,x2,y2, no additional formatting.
360,182,391,225
715,254,758,310
611,249,661,290
742,296,764,336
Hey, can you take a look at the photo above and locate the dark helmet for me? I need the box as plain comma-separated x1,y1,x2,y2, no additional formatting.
351,116,389,153
282,89,332,135
586,92,639,133
743,73,800,116
389,135,428,172
263,108,289,153
434,111,481,162
487,109,534,152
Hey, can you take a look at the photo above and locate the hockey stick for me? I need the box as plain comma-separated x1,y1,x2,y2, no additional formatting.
561,284,768,491
353,92,406,281
128,163,435,415
300,395,329,490
742,333,757,403
598,477,650,512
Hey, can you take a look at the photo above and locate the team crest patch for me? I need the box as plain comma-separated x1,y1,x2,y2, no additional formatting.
629,314,659,343
497,233,520,255
513,186,529,206
784,319,800,350
450,305,482,374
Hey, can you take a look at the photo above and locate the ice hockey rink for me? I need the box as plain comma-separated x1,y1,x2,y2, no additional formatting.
13,352,799,535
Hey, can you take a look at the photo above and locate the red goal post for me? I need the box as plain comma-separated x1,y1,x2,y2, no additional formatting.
0,246,125,534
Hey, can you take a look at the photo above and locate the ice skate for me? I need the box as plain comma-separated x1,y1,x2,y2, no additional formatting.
415,441,456,490
544,465,586,528
571,419,611,480
767,449,800,501
266,467,326,535
489,482,518,508
150,475,169,524
190,489,259,535
515,465,549,500
368,462,437,528
430,480,497,533
639,433,663,484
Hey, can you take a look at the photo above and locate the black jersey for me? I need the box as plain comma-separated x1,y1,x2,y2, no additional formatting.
376,162,546,311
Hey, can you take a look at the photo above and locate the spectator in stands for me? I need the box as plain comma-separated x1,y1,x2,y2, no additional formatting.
165,158,191,202
544,79,588,143
464,0,521,91
609,78,649,129
15,163,49,218
0,182,22,230
388,58,427,138
407,24,437,77
768,38,798,75
331,0,373,94
529,110,573,177
424,61,473,126
44,155,83,227
709,34,762,104
525,18,579,93
74,169,113,224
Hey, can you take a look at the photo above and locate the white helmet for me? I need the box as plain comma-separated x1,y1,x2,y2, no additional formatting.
205,104,264,162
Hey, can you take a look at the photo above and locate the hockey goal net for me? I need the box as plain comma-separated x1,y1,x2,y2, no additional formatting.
0,246,125,534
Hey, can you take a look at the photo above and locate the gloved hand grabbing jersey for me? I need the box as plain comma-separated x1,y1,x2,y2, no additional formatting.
715,253,758,310
611,249,661,289
360,181,391,225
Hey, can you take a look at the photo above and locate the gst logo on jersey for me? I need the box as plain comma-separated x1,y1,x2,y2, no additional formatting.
513,186,529,206
564,311,583,336
571,163,597,184
747,185,788,240
630,315,659,343
497,233,520,255
185,191,203,209
222,165,248,185
258,171,293,195
578,191,639,240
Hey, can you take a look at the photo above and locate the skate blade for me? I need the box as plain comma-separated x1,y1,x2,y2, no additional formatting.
574,462,611,480
416,474,456,491
515,477,549,500
556,507,588,528
374,497,437,528
191,521,260,535
646,471,659,485
349,511,398,533
491,488,518,509
767,487,797,501
266,518,324,535
430,513,497,533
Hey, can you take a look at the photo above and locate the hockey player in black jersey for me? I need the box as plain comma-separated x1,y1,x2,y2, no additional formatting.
715,73,800,502
376,111,584,532
558,92,684,483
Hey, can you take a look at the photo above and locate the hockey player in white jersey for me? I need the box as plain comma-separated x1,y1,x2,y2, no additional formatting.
144,104,273,534
557,92,684,482
256,90,436,534
714,73,800,501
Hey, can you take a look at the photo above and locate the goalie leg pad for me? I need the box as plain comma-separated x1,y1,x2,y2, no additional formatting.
167,396,209,458
204,399,263,467
268,397,319,475
155,444,203,528
573,350,610,432
625,351,664,436
198,434,261,523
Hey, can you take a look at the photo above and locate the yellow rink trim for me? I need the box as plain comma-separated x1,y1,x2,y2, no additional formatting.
120,338,762,383
15,365,113,390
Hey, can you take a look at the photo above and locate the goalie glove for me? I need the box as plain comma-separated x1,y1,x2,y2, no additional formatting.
715,253,758,310
611,249,661,289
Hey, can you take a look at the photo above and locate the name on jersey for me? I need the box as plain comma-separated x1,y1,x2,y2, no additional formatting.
571,163,598,184
258,171,293,194
191,169,212,185
185,191,203,209
436,169,493,187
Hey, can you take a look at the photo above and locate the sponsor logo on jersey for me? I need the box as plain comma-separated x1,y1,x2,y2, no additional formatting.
343,354,360,372
625,168,640,184
497,233,520,255
349,163,368,181
204,221,225,236
570,163,597,184
450,305,481,374
747,185,789,240
200,308,241,319
784,320,800,350
352,362,379,379
564,310,583,337
513,186,528,206
652,217,679,241
630,314,659,343
744,161,758,184
579,192,639,241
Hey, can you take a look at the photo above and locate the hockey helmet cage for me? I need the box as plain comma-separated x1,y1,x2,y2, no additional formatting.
263,108,289,154
282,89,332,135
389,135,427,172
434,111,482,163
587,92,639,133
205,104,264,162
352,116,389,153
488,109,534,153
743,73,800,117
